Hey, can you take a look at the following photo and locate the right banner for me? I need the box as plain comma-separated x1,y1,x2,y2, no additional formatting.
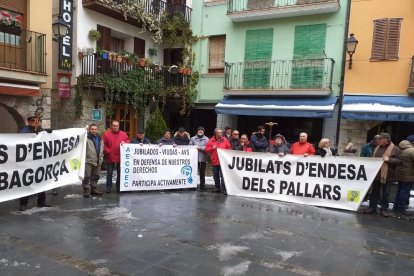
218,150,384,211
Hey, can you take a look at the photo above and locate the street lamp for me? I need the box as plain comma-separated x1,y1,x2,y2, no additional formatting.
346,33,358,70
52,15,69,40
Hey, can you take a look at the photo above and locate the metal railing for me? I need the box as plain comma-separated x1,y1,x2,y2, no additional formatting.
93,0,192,22
224,58,334,91
409,56,414,88
80,54,190,88
0,29,46,74
227,0,336,13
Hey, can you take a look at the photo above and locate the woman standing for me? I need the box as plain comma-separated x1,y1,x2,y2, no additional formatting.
315,138,338,157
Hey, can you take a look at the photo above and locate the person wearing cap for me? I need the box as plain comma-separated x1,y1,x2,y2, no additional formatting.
360,135,380,157
156,129,175,145
18,113,51,211
393,135,414,216
83,124,104,198
131,130,151,145
270,134,290,156
205,128,231,194
189,127,209,190
235,134,253,152
103,120,130,193
364,133,402,217
174,127,190,145
250,125,268,152
290,132,315,156
315,138,338,157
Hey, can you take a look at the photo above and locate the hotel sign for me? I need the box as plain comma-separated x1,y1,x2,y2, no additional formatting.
59,0,73,70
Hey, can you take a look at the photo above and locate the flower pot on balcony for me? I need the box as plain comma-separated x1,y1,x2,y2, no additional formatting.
185,68,192,75
116,55,123,63
0,25,22,36
78,52,84,60
178,67,185,74
101,52,108,60
139,59,145,67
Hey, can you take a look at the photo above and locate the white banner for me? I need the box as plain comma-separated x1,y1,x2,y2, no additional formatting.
0,128,87,203
218,149,384,211
120,144,198,191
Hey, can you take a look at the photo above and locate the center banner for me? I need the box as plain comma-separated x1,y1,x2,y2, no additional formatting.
120,144,198,191
218,149,384,211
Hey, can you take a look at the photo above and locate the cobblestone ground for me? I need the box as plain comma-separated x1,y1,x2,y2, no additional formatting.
1,181,414,276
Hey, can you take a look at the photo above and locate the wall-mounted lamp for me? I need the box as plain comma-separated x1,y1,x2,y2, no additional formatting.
52,15,69,41
346,33,358,70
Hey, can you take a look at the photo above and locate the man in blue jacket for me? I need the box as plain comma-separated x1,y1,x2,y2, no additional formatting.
360,135,380,157
250,125,269,152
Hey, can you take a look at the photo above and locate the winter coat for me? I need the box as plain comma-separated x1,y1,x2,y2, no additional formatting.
189,135,209,162
290,142,316,155
315,148,338,157
205,136,231,165
86,134,104,166
156,137,175,145
20,125,44,133
234,140,253,152
229,138,241,150
103,130,130,163
397,140,414,182
360,140,376,157
270,144,290,155
131,137,151,144
250,134,268,152
373,143,402,182
174,133,190,145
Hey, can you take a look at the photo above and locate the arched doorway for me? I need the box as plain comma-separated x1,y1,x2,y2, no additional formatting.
0,103,25,133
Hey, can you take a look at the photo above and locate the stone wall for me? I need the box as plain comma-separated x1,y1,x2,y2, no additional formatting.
338,119,381,155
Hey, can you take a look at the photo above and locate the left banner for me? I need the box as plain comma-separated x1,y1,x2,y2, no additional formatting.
120,144,198,191
0,128,87,203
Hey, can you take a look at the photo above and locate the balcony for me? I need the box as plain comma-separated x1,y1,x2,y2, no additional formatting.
408,56,414,94
223,58,334,96
0,29,47,84
82,0,192,25
227,0,340,22
79,54,191,89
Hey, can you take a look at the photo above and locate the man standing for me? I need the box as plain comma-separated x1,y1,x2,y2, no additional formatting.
360,135,380,157
103,120,130,193
250,125,268,152
393,135,414,215
156,129,175,145
174,127,190,145
229,130,241,150
83,124,104,198
224,126,232,140
189,127,209,190
270,134,290,156
205,128,231,194
131,130,151,145
364,133,402,217
290,132,315,156
19,114,51,211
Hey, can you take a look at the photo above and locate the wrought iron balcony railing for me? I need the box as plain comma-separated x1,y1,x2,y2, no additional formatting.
0,29,46,74
224,58,334,95
408,56,414,94
80,54,191,88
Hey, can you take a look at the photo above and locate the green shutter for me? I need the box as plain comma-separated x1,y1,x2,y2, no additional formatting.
292,24,326,88
243,29,273,88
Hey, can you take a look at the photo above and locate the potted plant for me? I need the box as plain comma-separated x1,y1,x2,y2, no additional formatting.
108,51,116,61
78,48,85,59
0,10,23,36
116,53,123,63
144,57,153,67
148,47,157,57
88,29,101,41
85,47,94,55
101,50,109,60
138,57,146,67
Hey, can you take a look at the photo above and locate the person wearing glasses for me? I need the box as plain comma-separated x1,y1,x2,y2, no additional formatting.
229,130,241,150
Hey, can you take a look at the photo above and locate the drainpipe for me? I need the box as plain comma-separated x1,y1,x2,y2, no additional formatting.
335,0,353,148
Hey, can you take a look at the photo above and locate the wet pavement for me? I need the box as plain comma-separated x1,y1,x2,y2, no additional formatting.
1,181,414,276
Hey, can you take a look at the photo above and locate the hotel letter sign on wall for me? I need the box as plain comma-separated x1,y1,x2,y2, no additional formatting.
59,0,73,70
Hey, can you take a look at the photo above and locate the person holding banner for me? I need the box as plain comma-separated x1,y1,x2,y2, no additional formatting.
205,128,231,194
290,132,315,156
156,129,175,145
229,130,241,150
235,134,253,152
18,113,52,211
364,133,402,217
174,127,190,145
189,126,209,190
83,124,104,198
315,138,338,157
131,130,151,145
103,121,130,193
270,134,289,156
250,125,268,152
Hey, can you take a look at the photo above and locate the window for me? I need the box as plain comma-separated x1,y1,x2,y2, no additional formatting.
208,35,226,73
371,18,402,60
110,36,124,52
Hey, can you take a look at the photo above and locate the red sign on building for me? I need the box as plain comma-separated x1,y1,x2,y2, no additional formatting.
57,73,71,98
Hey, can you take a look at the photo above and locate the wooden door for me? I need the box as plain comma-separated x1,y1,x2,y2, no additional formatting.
106,105,138,140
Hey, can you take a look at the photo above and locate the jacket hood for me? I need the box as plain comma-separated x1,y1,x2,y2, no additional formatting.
399,140,414,150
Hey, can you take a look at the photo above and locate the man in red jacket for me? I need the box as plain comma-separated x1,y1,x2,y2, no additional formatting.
205,128,231,194
103,120,130,193
290,132,315,156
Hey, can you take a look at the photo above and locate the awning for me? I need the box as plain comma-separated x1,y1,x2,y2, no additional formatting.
342,95,414,121
0,82,40,96
215,96,338,118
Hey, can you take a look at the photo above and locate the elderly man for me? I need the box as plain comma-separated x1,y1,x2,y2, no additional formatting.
131,130,151,145
290,132,315,156
189,127,209,190
174,127,190,145
364,133,402,217
156,129,175,145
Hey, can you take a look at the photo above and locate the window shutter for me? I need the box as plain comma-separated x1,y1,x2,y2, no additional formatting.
209,35,225,73
134,37,145,58
97,25,111,50
164,48,172,65
0,0,25,13
371,19,388,60
244,29,273,61
294,24,326,59
385,18,401,59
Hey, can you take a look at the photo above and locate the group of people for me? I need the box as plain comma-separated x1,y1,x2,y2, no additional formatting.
18,114,413,217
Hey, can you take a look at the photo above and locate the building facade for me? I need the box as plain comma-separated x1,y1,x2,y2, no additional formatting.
341,0,414,152
192,0,348,144
0,0,53,133
52,0,193,139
